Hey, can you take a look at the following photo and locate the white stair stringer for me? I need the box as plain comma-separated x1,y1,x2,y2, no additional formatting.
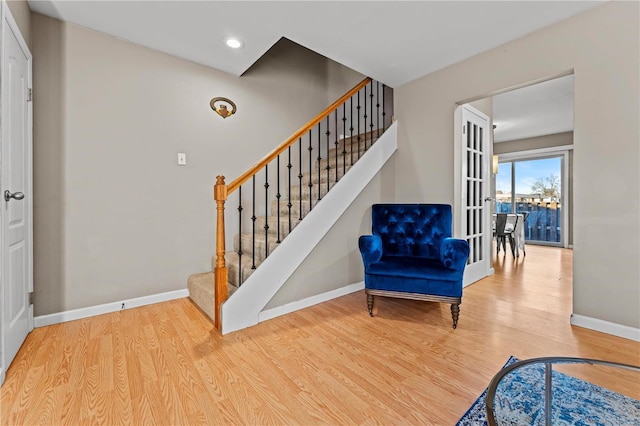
221,122,397,334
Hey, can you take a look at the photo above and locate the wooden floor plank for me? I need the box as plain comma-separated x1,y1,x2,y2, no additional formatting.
1,245,639,425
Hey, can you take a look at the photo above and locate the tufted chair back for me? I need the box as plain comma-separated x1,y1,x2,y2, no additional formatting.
372,204,452,259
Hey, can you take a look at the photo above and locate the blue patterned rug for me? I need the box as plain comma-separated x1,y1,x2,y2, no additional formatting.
457,356,640,425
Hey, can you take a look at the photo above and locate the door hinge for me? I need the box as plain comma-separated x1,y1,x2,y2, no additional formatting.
29,292,34,305
27,88,32,102
463,125,466,134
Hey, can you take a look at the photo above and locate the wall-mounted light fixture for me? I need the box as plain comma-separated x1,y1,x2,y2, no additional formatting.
210,97,237,119
492,155,499,175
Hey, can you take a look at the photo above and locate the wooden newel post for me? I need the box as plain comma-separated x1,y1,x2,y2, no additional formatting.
213,175,228,330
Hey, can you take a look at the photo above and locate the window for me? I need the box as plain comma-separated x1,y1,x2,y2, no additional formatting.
496,156,564,245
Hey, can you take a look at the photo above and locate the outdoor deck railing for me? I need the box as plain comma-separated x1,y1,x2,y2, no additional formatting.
496,202,562,243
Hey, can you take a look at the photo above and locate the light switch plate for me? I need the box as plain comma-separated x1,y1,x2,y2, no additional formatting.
177,153,187,166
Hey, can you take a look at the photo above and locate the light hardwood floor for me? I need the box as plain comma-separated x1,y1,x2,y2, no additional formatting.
1,245,639,425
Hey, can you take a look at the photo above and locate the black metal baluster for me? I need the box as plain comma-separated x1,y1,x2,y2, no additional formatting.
237,186,243,285
326,116,331,194
369,81,374,144
298,138,303,220
376,81,380,138
382,84,386,131
363,84,368,151
317,124,321,201
276,155,281,243
335,109,340,183
287,147,292,233
350,96,354,166
342,103,347,177
251,175,256,269
308,129,313,212
357,92,361,160
264,165,269,257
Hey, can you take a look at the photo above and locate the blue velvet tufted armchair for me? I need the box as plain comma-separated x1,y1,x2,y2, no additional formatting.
358,204,470,328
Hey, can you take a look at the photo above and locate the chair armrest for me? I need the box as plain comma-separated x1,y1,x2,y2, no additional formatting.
440,238,470,271
359,235,383,268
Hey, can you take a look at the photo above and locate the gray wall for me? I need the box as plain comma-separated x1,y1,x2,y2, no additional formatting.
395,1,639,328
495,132,574,245
31,14,363,316
6,0,30,48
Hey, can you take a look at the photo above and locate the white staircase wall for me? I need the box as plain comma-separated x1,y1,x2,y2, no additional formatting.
221,123,398,334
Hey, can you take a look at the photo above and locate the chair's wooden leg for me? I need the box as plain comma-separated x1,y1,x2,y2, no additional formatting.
451,303,460,329
366,293,374,317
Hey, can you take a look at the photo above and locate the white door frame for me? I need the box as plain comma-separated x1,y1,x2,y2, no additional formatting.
454,104,493,286
0,1,33,386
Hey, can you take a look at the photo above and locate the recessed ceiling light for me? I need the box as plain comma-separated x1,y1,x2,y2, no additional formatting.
225,38,243,49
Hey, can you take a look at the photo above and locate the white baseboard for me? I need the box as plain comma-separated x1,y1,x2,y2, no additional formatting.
258,282,364,323
570,313,640,342
34,289,189,328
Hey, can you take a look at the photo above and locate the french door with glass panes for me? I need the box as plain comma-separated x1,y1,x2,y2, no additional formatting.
459,105,491,286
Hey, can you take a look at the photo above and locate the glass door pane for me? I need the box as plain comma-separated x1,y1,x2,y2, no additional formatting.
496,162,512,213
514,157,562,244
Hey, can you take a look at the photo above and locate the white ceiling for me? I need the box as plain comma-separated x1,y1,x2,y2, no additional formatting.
493,74,574,143
28,1,603,88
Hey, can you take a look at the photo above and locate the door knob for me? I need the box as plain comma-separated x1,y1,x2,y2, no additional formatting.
4,190,24,202
484,197,493,202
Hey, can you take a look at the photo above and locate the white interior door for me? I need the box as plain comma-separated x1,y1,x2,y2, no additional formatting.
0,4,33,386
459,105,491,286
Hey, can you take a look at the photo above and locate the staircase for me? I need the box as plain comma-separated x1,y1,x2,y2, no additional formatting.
186,77,396,333
188,133,377,322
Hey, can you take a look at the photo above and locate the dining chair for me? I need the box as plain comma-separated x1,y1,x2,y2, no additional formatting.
495,213,518,257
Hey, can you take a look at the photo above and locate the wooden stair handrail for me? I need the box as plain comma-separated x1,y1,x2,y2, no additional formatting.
227,77,372,194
